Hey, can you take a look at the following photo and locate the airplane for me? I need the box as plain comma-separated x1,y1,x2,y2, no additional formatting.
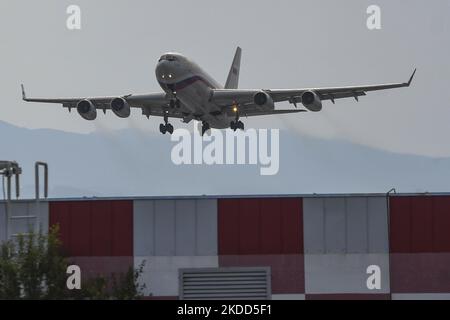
21,47,416,136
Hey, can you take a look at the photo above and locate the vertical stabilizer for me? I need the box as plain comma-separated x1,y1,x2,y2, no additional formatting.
225,47,242,89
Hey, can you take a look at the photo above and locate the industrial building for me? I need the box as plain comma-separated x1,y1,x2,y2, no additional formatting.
1,193,450,300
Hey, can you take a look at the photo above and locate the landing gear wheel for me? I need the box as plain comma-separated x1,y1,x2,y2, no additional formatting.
201,122,210,136
160,120,174,135
166,123,174,134
230,121,244,131
159,123,167,134
160,111,174,135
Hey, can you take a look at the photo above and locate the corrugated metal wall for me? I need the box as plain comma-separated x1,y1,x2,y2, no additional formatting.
218,198,304,296
49,200,133,256
2,194,450,300
390,196,450,253
0,200,49,242
389,196,450,298
134,199,217,256
303,196,390,299
218,198,303,255
133,199,218,297
48,200,134,279
303,197,389,254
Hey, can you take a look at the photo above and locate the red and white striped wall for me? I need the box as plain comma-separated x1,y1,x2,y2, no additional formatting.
1,194,450,300
389,196,450,299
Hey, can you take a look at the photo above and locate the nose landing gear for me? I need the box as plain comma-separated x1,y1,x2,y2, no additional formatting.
160,111,174,135
169,91,181,109
169,99,181,109
159,123,174,135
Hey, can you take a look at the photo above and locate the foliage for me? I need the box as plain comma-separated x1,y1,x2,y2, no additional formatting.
0,226,145,300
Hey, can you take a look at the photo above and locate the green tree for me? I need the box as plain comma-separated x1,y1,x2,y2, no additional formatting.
0,226,145,300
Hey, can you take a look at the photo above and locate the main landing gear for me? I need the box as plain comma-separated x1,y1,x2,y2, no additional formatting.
230,109,244,131
160,112,174,135
230,120,244,131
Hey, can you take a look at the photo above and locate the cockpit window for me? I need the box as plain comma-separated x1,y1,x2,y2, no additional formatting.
159,55,177,62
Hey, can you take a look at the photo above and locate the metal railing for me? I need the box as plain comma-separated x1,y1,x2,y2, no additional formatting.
35,162,48,200
0,161,21,200
1,161,48,240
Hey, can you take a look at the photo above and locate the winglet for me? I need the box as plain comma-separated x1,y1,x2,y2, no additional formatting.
407,68,417,87
21,84,27,101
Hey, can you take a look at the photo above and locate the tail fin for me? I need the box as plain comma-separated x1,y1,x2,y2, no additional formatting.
225,47,242,89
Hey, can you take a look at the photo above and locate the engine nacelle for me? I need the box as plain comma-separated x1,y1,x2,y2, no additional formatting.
76,100,97,120
301,91,322,112
253,91,274,110
111,97,131,118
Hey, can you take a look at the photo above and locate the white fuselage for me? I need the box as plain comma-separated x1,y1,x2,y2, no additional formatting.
155,52,231,129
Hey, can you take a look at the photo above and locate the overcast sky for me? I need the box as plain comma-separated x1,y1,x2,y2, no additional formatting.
0,0,449,157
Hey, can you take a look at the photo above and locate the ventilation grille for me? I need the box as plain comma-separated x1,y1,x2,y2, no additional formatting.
179,267,271,300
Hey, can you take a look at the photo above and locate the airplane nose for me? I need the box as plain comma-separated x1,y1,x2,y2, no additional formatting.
156,61,176,82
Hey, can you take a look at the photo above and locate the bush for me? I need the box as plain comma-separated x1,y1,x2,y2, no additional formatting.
0,226,145,300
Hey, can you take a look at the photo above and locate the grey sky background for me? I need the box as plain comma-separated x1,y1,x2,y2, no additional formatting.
0,0,449,159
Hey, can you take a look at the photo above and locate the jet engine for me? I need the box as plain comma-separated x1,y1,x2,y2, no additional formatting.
76,100,97,120
253,91,274,110
301,91,322,112
111,97,131,118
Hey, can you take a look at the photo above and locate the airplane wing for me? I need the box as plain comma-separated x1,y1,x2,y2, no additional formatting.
227,107,307,117
212,69,416,116
20,85,186,119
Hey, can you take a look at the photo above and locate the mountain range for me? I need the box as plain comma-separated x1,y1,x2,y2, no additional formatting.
1,120,449,199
